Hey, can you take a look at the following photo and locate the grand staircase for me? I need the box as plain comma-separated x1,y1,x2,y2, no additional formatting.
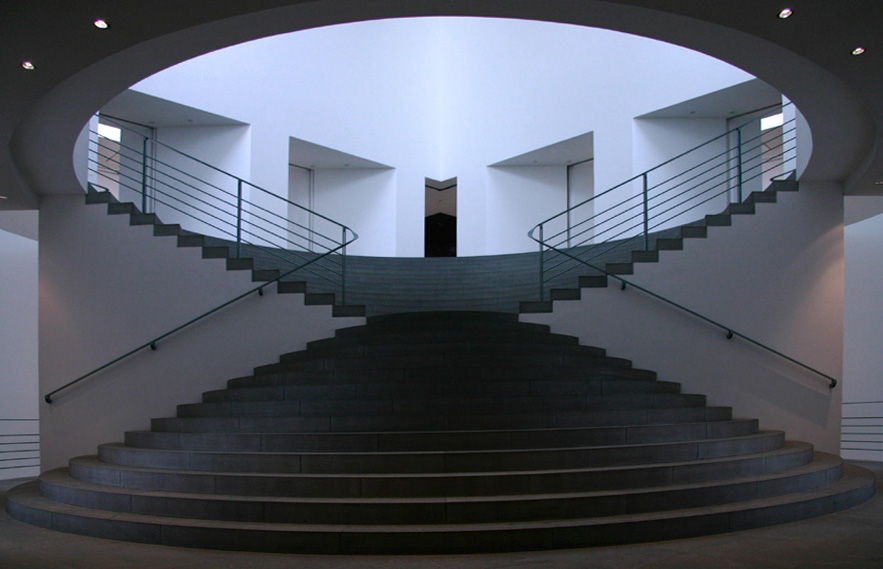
7,311,875,554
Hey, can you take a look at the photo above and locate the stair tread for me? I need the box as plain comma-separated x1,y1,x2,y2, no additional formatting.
11,462,873,534
71,439,811,482
43,451,838,505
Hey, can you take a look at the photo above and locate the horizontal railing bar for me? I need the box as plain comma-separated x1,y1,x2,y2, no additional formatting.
531,230,837,389
44,224,357,404
0,464,40,471
145,193,342,284
844,401,883,405
0,455,39,462
530,105,793,239
95,116,355,236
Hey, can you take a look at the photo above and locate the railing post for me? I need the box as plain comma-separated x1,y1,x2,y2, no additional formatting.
341,227,347,306
140,137,149,213
642,173,650,251
236,180,243,259
538,225,545,301
736,128,743,203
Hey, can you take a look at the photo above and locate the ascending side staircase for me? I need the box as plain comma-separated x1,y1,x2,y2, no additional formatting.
7,312,874,554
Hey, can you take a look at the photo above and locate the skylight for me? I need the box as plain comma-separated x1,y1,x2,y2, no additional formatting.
761,113,784,131
97,123,121,142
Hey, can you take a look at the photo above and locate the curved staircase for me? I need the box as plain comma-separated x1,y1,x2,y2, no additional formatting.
7,311,875,554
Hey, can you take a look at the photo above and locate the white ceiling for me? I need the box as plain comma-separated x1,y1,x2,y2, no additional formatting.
100,90,245,128
288,137,390,170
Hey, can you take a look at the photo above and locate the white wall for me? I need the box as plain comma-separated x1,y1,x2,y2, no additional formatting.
312,169,397,257
523,181,845,453
632,118,730,232
39,195,363,470
842,200,883,460
486,166,567,254
131,17,754,257
153,125,252,241
0,211,40,480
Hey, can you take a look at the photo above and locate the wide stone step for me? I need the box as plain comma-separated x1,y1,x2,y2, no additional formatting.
8,462,875,554
39,453,842,525
207,377,682,403
235,365,658,387
68,440,810,498
308,329,580,349
255,352,635,374
283,341,606,361
125,418,759,453
176,393,708,418
96,431,784,474
152,406,735,433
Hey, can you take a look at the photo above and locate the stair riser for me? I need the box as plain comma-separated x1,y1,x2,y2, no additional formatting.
258,353,634,374
126,419,758,453
249,365,657,384
285,342,605,361
177,394,707,418
72,441,807,498
208,378,681,403
10,465,877,555
44,459,839,525
310,331,579,349
233,366,658,388
97,433,784,474
152,407,735,433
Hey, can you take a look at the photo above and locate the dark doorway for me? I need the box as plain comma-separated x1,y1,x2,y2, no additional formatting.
425,177,456,257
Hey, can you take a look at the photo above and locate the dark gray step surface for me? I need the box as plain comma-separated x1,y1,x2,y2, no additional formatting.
208,377,682,403
125,419,758,453
283,341,606,361
68,439,809,498
8,462,875,554
152,406,735,433
39,453,842,525
175,393,708,419
96,431,784,474
239,364,658,387
254,352,637,375
309,329,580,349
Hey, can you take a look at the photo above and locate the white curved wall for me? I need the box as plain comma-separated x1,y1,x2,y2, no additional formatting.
131,17,755,256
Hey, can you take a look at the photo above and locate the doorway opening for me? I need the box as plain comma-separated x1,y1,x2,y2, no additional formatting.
425,177,457,257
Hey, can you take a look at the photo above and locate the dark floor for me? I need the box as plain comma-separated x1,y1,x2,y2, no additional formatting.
2,461,882,569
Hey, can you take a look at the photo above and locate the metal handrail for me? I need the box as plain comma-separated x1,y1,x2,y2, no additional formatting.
530,104,797,293
43,234,353,403
48,116,359,403
531,235,838,389
88,116,356,289
528,103,838,389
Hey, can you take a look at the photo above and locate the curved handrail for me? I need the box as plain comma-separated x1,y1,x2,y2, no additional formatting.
529,231,837,389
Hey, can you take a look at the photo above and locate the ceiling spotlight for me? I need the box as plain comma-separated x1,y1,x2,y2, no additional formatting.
778,8,793,19
21,61,35,70
875,181,883,185
852,47,866,55
93,19,109,29
0,195,7,200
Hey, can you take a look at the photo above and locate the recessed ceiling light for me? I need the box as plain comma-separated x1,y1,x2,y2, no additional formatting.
852,47,866,55
875,181,883,185
21,61,35,70
0,195,7,200
93,19,109,29
778,8,793,19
